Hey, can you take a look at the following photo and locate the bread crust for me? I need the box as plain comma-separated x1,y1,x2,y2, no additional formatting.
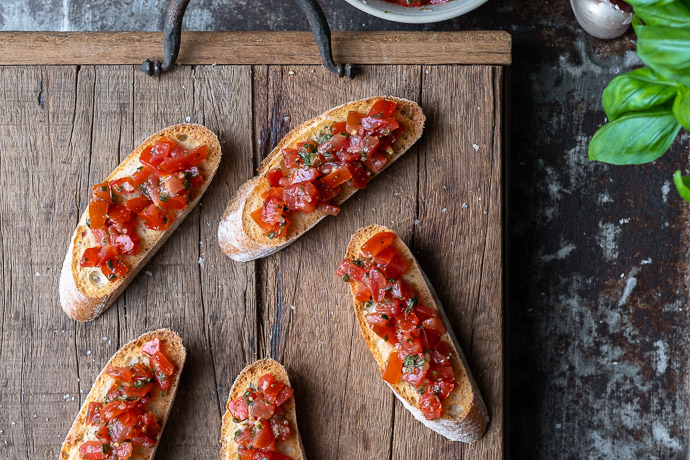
220,359,306,460
345,225,489,442
60,329,187,459
60,124,222,321
218,96,425,262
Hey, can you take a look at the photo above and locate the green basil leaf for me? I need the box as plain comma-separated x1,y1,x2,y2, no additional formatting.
673,170,690,203
589,108,681,164
626,0,678,6
633,2,690,28
602,68,678,120
673,87,690,130
634,24,690,87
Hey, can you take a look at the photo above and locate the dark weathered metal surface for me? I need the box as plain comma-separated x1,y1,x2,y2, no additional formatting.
1,0,689,458
141,0,191,76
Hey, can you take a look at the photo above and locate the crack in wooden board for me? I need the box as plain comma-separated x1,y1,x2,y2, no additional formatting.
0,63,503,459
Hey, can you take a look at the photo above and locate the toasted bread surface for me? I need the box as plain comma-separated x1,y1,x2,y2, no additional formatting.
60,329,187,460
60,124,222,321
218,96,425,262
220,359,306,460
345,225,489,442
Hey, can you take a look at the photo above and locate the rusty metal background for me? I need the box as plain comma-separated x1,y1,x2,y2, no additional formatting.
2,0,689,457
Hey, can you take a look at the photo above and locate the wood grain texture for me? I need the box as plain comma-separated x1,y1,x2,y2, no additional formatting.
0,62,503,458
0,31,512,66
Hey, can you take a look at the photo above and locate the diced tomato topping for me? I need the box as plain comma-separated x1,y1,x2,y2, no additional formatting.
112,234,139,256
164,174,186,195
106,366,133,382
421,328,441,350
336,259,367,284
249,398,276,419
251,207,276,232
430,379,455,401
281,148,300,169
320,165,352,188
274,385,293,407
78,441,109,459
101,258,128,281
228,397,250,421
258,374,285,404
346,111,364,133
346,162,370,189
372,324,398,345
266,169,285,187
89,201,109,229
368,99,397,119
139,204,174,231
86,402,103,425
92,182,112,202
419,394,443,420
320,203,340,216
290,167,319,184
235,427,253,448
159,196,187,210
318,133,349,157
423,316,446,335
401,354,430,388
271,417,291,441
111,441,133,459
80,247,101,268
361,232,395,257
379,252,410,279
143,343,174,391
382,351,403,384
249,422,276,450
366,312,392,327
283,182,319,214
367,268,389,302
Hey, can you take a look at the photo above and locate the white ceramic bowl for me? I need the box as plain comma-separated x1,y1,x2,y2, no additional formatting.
344,0,489,23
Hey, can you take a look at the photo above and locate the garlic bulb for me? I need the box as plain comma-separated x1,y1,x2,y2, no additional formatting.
570,0,633,39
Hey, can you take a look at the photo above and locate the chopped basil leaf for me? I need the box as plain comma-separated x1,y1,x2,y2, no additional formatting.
102,443,110,454
381,314,389,320
106,259,114,270
140,184,151,199
268,231,276,239
159,193,169,202
107,273,117,281
86,218,91,228
405,297,418,315
383,335,389,342
352,258,365,267
418,387,425,395
100,185,107,192
342,274,350,282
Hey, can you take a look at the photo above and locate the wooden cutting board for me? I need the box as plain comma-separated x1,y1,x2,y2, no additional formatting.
0,31,509,459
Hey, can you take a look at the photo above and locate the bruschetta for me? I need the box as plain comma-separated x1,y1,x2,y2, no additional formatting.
218,96,425,262
220,359,305,460
336,225,489,442
60,124,222,321
60,329,186,459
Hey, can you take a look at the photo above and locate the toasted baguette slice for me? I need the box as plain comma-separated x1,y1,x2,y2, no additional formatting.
60,124,222,321
218,96,425,262
220,359,306,460
60,329,186,460
344,225,489,442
